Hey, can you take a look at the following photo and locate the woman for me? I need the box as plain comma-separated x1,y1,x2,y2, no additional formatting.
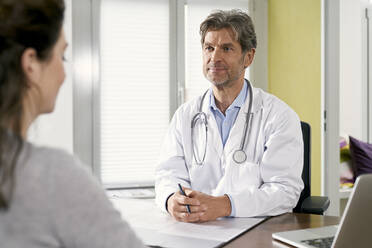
0,0,144,247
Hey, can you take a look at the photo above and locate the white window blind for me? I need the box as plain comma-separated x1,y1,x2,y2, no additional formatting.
185,0,251,101
99,0,170,187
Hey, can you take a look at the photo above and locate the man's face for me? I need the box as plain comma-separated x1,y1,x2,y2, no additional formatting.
202,28,254,87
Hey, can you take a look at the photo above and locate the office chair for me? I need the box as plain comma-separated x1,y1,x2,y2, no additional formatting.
293,121,330,215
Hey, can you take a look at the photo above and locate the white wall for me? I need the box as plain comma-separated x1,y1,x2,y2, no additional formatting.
27,0,73,154
339,0,369,141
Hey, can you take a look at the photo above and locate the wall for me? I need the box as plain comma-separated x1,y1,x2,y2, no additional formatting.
27,0,73,153
268,0,322,195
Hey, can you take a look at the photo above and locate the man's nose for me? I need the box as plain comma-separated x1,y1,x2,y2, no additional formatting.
210,49,222,62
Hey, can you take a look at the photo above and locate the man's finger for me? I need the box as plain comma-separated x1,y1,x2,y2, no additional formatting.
198,212,209,223
184,188,193,195
172,202,188,213
173,201,203,214
189,205,207,213
175,194,200,206
176,212,201,223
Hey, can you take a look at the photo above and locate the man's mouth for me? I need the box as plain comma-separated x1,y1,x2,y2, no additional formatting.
208,66,227,72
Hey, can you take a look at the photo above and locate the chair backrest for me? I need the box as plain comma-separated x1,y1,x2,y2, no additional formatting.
293,121,311,212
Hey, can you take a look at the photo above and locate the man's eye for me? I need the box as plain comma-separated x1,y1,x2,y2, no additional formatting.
205,46,213,51
223,47,231,51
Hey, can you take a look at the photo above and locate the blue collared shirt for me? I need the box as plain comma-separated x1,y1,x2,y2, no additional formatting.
209,80,248,217
209,81,248,146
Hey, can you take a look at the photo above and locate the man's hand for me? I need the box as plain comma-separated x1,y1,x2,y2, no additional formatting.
185,189,232,222
167,187,232,223
167,190,204,222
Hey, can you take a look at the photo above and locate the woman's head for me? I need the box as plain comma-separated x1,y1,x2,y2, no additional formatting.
0,0,65,209
0,0,66,133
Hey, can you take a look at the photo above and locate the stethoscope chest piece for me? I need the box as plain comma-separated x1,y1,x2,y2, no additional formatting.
232,150,247,164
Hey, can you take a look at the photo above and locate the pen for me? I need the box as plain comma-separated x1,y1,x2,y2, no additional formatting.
178,183,191,213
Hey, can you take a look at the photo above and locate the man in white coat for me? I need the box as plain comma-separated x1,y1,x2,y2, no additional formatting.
155,9,304,222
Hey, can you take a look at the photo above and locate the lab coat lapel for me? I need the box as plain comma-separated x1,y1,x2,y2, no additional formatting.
224,86,263,157
250,87,264,115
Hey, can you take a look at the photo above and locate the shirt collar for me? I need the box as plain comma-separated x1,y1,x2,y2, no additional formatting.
209,80,248,111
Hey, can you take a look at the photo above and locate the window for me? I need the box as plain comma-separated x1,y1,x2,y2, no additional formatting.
99,0,170,187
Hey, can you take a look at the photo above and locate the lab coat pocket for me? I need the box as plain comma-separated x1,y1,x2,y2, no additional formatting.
230,161,261,191
189,160,221,193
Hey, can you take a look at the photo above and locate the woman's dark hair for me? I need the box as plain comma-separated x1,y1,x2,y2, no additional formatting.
0,0,65,209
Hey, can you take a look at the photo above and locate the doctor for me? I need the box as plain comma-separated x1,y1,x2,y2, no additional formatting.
155,9,304,222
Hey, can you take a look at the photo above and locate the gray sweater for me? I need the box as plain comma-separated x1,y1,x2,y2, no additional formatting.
0,142,145,248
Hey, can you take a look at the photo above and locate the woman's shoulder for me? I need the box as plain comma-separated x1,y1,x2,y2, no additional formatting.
19,142,90,184
17,142,103,211
26,142,69,159
27,143,76,164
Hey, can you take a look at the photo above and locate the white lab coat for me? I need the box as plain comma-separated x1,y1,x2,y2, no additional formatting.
155,86,304,217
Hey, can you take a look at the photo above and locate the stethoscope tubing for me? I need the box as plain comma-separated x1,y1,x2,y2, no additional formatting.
237,80,253,152
191,79,253,165
191,111,208,166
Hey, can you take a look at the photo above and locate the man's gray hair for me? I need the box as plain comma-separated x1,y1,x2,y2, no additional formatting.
200,9,257,52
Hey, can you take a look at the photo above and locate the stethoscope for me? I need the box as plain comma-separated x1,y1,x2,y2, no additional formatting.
191,79,253,166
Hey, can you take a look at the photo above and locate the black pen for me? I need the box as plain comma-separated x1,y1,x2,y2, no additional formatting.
178,183,191,213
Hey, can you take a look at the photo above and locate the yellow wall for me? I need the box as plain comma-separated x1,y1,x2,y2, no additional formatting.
268,0,321,195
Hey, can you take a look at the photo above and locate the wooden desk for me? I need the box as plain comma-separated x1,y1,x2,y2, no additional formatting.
225,213,340,248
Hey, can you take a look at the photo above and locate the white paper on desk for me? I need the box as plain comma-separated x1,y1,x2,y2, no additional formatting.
110,198,267,247
107,188,155,199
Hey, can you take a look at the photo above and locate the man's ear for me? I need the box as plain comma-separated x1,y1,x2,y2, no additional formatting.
244,48,256,68
21,48,41,86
